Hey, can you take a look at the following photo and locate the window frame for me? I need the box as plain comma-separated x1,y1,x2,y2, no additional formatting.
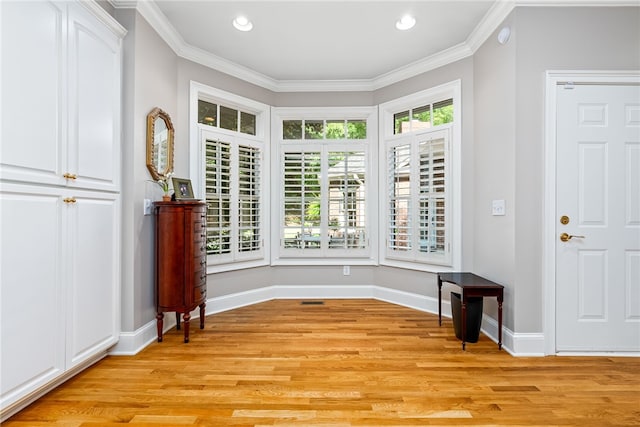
378,80,461,272
190,81,270,273
271,106,378,266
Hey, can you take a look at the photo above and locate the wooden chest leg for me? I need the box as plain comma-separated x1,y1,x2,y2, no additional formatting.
156,312,164,342
183,312,191,343
199,303,206,329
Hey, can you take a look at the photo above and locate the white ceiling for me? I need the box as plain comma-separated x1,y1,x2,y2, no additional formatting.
126,0,517,91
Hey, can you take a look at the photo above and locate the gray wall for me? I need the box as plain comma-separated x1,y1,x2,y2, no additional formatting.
511,6,640,332
114,5,640,336
471,6,640,333
473,13,517,328
116,8,178,331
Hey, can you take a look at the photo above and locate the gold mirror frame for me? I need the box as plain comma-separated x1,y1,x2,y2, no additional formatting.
146,107,174,181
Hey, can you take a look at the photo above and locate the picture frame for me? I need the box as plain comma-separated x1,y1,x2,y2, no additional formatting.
172,177,195,200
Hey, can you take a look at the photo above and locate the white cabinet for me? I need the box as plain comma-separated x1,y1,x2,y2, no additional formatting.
64,189,121,368
0,187,66,409
0,0,122,192
0,0,124,417
0,185,120,405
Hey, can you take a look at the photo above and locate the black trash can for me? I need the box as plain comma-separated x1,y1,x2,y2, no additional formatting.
450,292,483,343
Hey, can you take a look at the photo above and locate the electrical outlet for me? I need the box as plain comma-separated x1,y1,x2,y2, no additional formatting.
492,199,505,216
343,266,350,276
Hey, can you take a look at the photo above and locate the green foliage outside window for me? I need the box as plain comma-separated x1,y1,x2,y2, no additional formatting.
393,98,453,134
283,119,367,140
347,120,366,139
305,120,324,139
433,102,453,126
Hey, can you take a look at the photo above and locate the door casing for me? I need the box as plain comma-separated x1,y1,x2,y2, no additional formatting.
543,70,640,356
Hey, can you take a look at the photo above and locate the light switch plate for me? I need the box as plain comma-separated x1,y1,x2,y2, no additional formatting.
144,199,152,216
492,199,505,216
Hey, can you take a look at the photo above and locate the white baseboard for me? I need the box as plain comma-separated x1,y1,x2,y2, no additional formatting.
110,285,545,357
0,352,107,422
109,314,178,356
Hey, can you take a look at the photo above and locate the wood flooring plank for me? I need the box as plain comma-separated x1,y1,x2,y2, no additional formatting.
3,299,639,426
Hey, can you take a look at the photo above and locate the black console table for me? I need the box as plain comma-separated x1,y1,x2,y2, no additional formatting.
437,272,504,350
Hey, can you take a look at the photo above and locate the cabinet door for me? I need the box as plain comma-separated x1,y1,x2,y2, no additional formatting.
0,184,66,410
0,1,122,191
0,1,67,187
67,2,122,192
65,190,120,367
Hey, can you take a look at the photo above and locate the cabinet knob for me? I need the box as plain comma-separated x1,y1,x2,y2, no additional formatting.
63,172,77,180
63,197,77,204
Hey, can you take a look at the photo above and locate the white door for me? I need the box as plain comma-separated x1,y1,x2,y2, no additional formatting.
66,189,120,367
0,1,67,187
67,2,122,192
556,84,640,352
0,184,66,409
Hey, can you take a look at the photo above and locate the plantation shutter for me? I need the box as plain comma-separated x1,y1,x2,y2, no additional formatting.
205,139,231,255
387,143,411,251
238,144,261,253
282,151,321,249
418,137,446,255
327,151,366,249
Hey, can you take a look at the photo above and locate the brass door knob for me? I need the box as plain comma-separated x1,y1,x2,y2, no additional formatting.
560,232,585,242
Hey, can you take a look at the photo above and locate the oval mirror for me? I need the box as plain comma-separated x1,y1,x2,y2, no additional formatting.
146,107,174,181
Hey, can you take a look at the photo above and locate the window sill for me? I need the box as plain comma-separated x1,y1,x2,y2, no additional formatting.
207,258,269,274
271,257,378,267
380,258,458,273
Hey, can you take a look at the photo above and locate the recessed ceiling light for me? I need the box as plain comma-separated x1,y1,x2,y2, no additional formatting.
233,15,253,32
396,15,416,31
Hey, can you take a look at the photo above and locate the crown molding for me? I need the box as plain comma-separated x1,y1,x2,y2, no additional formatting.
109,0,635,92
515,0,640,5
179,43,281,92
81,0,127,37
466,0,516,53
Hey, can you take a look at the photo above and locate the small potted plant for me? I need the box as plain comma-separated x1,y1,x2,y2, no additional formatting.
156,172,173,201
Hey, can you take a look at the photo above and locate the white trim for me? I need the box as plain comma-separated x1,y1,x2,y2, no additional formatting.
189,81,271,272
270,106,378,264
378,80,462,271
109,0,514,92
189,80,270,197
0,352,107,422
109,316,179,355
109,1,638,92
508,332,546,357
516,0,640,5
109,285,544,357
80,0,127,38
465,0,515,53
543,70,640,356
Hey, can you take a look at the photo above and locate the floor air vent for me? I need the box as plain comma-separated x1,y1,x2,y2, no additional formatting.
301,300,324,305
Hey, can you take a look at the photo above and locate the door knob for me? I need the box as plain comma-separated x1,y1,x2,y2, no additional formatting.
560,232,585,242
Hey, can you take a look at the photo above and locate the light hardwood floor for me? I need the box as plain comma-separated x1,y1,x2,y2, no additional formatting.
4,299,639,426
